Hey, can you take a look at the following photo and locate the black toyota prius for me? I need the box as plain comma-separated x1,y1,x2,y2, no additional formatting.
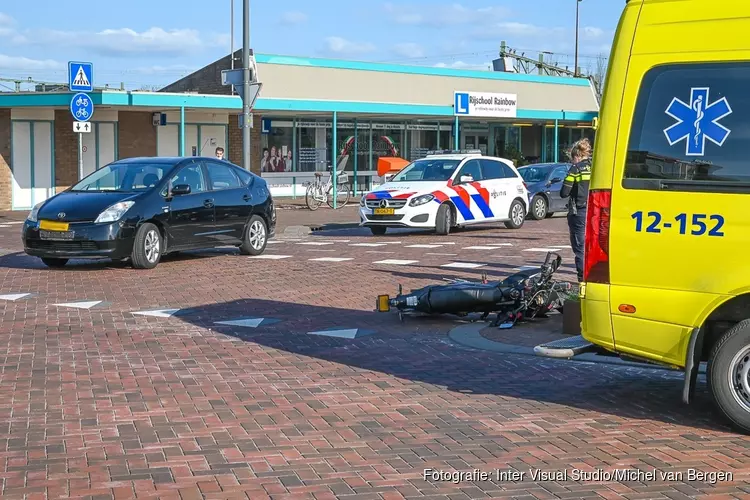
22,156,276,269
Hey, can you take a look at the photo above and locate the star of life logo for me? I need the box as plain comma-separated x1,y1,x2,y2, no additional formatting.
663,87,732,156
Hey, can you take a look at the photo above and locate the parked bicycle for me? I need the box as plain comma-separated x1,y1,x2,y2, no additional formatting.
304,165,351,210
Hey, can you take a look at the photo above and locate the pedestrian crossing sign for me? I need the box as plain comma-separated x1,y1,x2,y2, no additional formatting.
68,62,93,92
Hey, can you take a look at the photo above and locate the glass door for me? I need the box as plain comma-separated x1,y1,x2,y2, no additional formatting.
462,133,489,154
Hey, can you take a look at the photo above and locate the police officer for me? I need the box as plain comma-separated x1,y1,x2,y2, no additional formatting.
560,138,592,282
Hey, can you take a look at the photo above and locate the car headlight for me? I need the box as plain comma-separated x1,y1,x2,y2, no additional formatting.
409,194,435,207
95,201,135,223
27,202,44,222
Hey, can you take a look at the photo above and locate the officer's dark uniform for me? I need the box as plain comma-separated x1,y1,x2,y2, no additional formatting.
560,158,591,282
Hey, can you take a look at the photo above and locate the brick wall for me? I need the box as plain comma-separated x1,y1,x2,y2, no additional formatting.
119,111,157,159
54,110,77,193
227,114,262,175
0,110,11,210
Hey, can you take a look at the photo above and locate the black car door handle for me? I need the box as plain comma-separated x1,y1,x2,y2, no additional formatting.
204,199,215,208
242,194,252,201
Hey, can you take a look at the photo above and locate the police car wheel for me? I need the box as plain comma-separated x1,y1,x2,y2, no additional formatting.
504,200,526,229
707,319,750,433
435,203,452,235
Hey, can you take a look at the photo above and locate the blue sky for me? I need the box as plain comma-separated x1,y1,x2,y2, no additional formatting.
0,1,620,91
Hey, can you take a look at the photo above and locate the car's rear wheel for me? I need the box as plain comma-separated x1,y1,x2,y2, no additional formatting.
41,257,68,268
369,226,387,236
240,215,268,255
529,195,548,221
131,223,162,269
504,199,526,229
708,319,750,434
435,203,452,235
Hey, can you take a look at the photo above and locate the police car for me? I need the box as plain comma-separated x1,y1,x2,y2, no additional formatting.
359,150,529,235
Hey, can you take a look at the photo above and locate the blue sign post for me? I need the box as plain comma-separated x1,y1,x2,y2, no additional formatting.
68,62,94,92
70,93,94,122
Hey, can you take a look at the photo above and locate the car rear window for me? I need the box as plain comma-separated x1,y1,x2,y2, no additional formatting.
623,62,750,193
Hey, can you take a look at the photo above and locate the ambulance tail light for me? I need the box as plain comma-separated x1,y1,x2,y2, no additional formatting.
583,189,611,284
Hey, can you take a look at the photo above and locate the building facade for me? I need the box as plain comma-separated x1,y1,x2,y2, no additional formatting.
0,52,599,211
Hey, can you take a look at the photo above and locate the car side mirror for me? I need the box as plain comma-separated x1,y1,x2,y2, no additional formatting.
549,177,562,184
171,184,191,196
459,175,474,184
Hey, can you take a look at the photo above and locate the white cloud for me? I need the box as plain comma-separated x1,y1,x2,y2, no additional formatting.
0,12,14,25
132,64,197,74
384,3,511,27
392,42,424,59
8,24,226,57
0,54,63,70
281,11,308,25
434,60,491,71
325,36,376,55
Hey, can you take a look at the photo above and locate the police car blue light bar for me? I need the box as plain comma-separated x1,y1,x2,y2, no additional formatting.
425,149,483,156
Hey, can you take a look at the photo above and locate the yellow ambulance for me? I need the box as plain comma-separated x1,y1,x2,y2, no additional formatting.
537,0,750,433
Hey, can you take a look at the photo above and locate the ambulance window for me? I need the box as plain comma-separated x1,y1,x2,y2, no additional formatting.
623,62,750,193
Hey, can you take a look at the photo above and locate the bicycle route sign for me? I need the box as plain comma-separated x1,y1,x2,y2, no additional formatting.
70,93,94,123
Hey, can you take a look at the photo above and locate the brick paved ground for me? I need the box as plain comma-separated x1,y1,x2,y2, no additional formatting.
1,210,749,499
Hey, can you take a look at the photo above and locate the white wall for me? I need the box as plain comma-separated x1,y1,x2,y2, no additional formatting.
157,124,225,157
80,122,118,177
11,120,54,210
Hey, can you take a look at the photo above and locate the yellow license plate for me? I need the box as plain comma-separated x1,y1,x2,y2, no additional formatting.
39,220,69,231
374,208,395,215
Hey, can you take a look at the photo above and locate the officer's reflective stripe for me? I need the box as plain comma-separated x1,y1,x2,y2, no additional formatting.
566,173,591,182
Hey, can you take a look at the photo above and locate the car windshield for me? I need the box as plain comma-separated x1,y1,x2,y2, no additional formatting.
390,158,461,182
518,165,553,183
69,163,172,192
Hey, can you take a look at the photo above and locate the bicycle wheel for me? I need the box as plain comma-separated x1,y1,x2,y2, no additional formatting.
306,184,322,211
326,183,350,209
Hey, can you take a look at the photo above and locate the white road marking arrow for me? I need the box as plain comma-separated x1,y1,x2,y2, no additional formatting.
0,293,32,301
132,309,180,318
54,300,102,309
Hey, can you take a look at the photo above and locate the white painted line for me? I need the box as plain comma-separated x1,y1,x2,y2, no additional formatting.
0,225,11,228
373,259,418,265
306,249,336,252
308,328,373,339
463,246,504,250
309,257,354,262
349,243,388,247
556,245,572,248
0,293,31,301
53,300,103,310
366,250,395,254
382,241,403,244
133,309,180,318
248,254,292,259
441,262,486,269
267,240,284,244
523,247,563,252
297,242,335,246
215,318,265,328
515,266,539,271
483,243,513,247
2,221,23,225
426,253,457,256
434,242,456,245
405,244,442,249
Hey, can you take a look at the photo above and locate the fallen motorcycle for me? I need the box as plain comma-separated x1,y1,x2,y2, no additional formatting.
375,252,572,329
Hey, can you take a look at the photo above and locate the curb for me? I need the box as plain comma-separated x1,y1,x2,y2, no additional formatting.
447,322,707,374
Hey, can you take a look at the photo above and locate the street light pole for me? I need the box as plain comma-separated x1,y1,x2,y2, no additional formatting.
573,0,581,76
230,0,234,70
242,0,251,171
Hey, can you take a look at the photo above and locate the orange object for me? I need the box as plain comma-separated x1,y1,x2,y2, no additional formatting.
618,304,636,314
377,157,410,177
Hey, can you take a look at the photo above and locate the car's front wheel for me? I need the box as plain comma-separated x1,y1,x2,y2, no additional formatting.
708,319,750,434
240,215,268,255
529,195,548,221
131,223,162,269
504,199,526,229
435,203,453,235
41,257,68,268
